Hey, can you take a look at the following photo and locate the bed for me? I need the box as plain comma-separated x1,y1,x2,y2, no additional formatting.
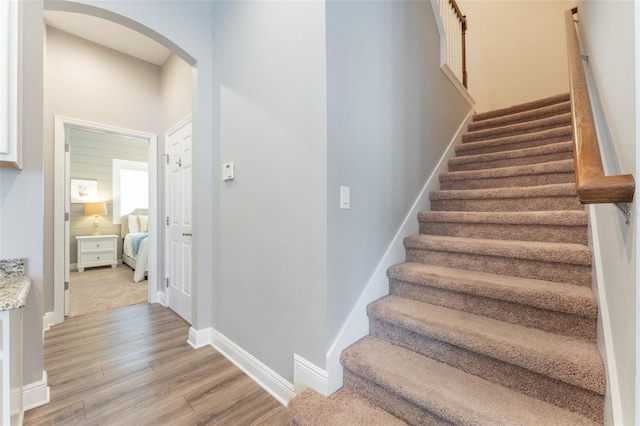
120,208,149,282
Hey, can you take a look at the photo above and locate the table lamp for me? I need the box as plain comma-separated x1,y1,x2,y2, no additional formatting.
85,202,108,235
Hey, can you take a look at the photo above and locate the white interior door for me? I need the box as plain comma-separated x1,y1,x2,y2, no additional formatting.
165,117,192,323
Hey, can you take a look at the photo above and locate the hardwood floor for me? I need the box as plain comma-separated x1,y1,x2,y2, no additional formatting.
25,303,290,425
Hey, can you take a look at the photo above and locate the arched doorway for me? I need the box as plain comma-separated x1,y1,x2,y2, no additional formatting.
46,2,197,326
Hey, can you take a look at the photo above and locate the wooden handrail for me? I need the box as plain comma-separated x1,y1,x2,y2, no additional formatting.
565,7,634,204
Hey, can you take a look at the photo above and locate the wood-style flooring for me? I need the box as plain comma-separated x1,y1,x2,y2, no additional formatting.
25,303,290,425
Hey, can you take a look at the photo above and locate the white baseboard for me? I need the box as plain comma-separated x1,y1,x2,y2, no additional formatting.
210,329,295,405
293,354,329,396
187,326,213,349
323,107,475,395
23,371,50,411
42,312,57,333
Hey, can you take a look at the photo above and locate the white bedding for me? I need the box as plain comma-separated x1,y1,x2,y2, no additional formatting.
123,232,149,282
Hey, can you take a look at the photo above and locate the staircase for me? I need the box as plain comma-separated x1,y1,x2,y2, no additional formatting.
288,93,605,426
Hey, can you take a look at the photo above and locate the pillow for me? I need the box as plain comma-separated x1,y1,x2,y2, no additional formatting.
128,215,141,233
138,215,149,233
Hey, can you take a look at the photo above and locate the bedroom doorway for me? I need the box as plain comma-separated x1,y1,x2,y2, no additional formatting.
53,116,159,324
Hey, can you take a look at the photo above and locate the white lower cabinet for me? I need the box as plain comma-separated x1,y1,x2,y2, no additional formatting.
0,308,24,425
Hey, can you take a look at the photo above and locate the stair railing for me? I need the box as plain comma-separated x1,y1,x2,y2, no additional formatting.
564,7,635,220
437,0,467,88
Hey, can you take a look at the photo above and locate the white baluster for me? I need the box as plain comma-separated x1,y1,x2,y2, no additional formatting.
437,0,465,87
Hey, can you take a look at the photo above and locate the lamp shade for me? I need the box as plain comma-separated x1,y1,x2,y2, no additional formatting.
84,202,108,216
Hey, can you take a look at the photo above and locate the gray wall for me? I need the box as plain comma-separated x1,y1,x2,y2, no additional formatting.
160,53,192,130
68,127,148,264
576,1,637,424
211,1,328,376
20,0,473,394
44,26,161,311
0,0,45,386
325,1,472,344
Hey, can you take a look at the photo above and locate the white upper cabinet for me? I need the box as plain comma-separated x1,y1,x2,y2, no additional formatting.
0,0,21,169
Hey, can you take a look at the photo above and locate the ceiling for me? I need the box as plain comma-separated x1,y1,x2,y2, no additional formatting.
44,11,172,66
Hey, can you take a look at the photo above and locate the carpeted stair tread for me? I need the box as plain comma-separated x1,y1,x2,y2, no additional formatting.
472,93,570,123
404,234,591,265
441,158,574,180
430,183,584,212
367,296,604,394
387,262,596,340
469,100,571,133
418,210,587,227
418,210,588,244
341,336,599,426
456,126,573,157
439,159,574,190
387,262,596,318
463,112,572,143
288,388,407,426
288,92,603,425
448,141,574,172
431,182,579,201
468,93,571,131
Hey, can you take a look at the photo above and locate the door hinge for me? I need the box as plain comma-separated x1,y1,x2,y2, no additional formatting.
65,143,70,153
65,212,70,221
165,154,169,165
166,216,170,226
64,281,69,290
165,278,169,288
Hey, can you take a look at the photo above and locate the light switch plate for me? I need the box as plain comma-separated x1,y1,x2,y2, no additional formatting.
223,162,235,181
340,186,350,209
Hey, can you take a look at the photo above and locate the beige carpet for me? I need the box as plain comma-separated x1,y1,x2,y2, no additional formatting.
288,93,604,425
69,264,148,317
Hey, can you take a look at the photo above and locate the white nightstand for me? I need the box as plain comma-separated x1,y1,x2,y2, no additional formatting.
76,234,118,272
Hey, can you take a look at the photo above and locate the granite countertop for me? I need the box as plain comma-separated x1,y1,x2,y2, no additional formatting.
0,276,31,311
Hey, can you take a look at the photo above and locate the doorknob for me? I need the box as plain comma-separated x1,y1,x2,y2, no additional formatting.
182,232,192,237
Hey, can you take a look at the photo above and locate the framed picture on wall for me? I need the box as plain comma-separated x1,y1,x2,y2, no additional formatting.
70,179,98,203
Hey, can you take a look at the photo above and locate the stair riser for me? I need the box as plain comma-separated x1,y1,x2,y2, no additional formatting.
456,135,571,157
419,222,588,245
405,249,592,286
449,151,573,172
430,196,584,212
369,319,603,424
389,280,596,341
463,117,571,144
343,369,450,426
440,172,574,190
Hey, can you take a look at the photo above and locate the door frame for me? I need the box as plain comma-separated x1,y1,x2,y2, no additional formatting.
52,115,159,326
